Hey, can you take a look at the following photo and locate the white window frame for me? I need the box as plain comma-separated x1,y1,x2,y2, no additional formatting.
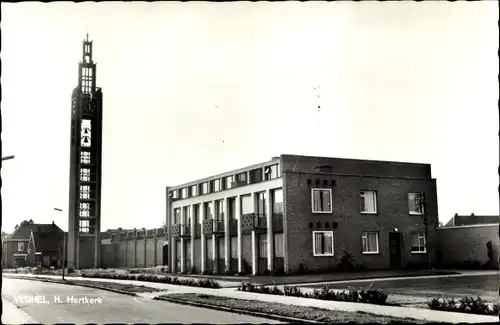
17,242,25,252
313,231,334,256
408,192,425,215
311,188,333,214
361,232,379,254
360,191,377,214
411,232,427,254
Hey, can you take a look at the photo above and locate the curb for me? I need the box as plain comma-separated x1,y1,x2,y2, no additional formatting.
153,295,325,324
3,275,138,297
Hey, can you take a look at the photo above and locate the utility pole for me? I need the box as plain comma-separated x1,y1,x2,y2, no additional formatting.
53,208,65,280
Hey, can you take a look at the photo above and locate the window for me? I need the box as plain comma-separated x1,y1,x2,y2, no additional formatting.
360,191,377,214
174,208,181,224
258,234,268,258
228,198,236,220
264,164,280,180
200,182,209,195
194,205,201,225
311,189,332,213
18,242,24,252
223,176,234,190
190,185,198,197
80,168,91,182
236,172,247,185
81,119,91,147
313,231,334,256
80,185,92,200
80,151,91,164
274,233,284,258
216,200,224,221
79,220,90,233
204,202,213,219
181,188,188,199
272,188,284,214
408,193,425,215
250,168,263,184
211,179,221,192
361,232,379,254
230,237,238,258
411,232,426,253
241,195,253,215
206,238,213,259
257,192,267,215
183,206,191,225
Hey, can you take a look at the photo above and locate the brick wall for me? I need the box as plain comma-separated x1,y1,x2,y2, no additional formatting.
284,171,439,273
435,224,499,268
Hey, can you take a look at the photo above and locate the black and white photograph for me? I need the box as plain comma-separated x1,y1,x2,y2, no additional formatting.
1,1,499,324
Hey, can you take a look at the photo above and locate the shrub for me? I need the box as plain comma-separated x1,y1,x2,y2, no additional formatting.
337,251,356,271
238,282,255,292
296,263,308,275
428,296,500,316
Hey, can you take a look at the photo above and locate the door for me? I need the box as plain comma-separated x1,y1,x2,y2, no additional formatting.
162,243,168,266
217,237,225,274
389,232,402,269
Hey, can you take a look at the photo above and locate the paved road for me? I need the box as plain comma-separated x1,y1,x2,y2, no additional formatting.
302,273,499,302
1,278,282,324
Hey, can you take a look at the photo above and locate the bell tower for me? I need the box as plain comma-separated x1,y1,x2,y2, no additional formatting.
67,34,103,269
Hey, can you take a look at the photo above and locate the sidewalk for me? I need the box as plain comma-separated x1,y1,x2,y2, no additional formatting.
5,273,498,323
1,297,36,324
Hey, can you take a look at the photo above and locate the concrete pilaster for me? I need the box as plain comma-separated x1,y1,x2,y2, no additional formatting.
224,197,230,272
190,205,195,272
236,195,242,273
266,189,273,271
201,203,206,273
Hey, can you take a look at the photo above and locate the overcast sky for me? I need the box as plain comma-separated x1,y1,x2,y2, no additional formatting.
1,2,498,233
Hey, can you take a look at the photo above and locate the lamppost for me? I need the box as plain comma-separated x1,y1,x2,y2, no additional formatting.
53,208,66,280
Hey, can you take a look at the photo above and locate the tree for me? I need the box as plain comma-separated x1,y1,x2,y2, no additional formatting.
14,219,35,231
1,231,10,242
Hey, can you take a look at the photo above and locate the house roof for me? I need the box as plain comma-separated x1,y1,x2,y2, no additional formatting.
444,214,500,227
6,222,64,241
31,231,64,252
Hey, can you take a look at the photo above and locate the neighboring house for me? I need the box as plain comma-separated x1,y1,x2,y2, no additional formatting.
2,222,65,268
166,154,438,275
444,213,500,227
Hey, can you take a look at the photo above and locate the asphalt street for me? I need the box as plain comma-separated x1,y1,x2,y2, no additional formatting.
1,278,282,324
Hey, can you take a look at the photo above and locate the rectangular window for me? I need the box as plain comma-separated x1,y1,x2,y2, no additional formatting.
258,233,268,258
206,238,213,259
223,176,233,190
230,237,238,258
80,184,92,200
216,200,224,221
408,193,425,215
81,119,92,147
174,208,181,224
257,192,267,215
250,168,263,184
361,232,379,254
313,231,334,256
211,179,221,192
181,188,188,199
171,190,178,199
194,205,201,225
241,195,253,215
264,164,279,180
311,189,332,213
183,206,191,225
228,197,236,220
204,202,213,219
200,182,209,195
79,220,90,233
411,232,427,253
274,233,284,258
18,242,24,252
190,185,198,197
360,191,377,214
272,188,283,214
236,172,247,185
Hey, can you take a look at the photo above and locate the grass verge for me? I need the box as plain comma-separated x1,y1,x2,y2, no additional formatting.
157,293,431,324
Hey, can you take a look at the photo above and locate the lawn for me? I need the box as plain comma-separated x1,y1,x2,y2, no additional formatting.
157,293,433,324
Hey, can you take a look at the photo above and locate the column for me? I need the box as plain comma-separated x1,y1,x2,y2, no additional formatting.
252,192,258,275
170,208,176,273
190,205,195,273
236,195,242,273
153,229,157,266
201,203,206,273
212,199,217,273
133,228,137,269
180,207,185,273
143,227,147,268
224,197,230,273
266,189,273,272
